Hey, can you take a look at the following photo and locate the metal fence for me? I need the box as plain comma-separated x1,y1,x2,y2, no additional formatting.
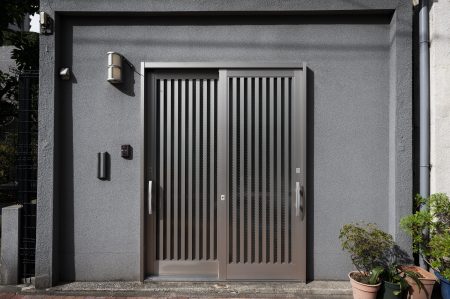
17,70,38,282
0,70,38,282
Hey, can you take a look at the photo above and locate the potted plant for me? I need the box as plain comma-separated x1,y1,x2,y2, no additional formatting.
378,263,422,299
400,193,450,299
429,231,450,299
339,222,393,299
399,265,436,299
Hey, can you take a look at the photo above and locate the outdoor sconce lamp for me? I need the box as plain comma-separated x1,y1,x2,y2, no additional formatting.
39,11,53,35
107,52,123,83
59,68,70,80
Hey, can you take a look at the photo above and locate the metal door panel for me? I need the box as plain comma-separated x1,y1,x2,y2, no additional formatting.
146,66,306,281
225,70,306,280
147,71,219,277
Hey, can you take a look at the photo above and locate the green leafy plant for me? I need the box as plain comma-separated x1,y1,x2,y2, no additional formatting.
400,193,450,280
0,0,39,46
382,264,423,296
339,222,394,284
429,231,450,279
0,0,40,209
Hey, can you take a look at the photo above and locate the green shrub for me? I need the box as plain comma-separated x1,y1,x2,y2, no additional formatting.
339,222,393,284
400,193,450,280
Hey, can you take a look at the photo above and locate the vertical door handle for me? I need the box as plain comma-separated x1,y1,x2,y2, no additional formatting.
295,182,300,217
148,181,152,215
295,182,305,219
300,185,305,220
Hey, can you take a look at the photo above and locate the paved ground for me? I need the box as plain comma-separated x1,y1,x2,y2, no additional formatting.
0,281,353,298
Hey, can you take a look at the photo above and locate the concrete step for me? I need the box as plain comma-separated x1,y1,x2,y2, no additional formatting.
3,281,353,298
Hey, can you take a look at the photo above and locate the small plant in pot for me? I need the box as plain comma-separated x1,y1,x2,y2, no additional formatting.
429,232,450,299
399,265,437,299
339,222,393,299
378,263,422,299
400,193,450,299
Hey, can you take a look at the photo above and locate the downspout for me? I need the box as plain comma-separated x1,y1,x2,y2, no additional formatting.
418,0,430,268
419,0,430,201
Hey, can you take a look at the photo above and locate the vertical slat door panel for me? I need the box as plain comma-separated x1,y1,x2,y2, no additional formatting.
226,70,305,280
166,79,172,260
158,79,164,261
187,79,193,261
230,77,238,264
239,77,245,264
203,80,208,260
209,79,216,261
261,77,267,264
247,78,253,263
148,68,305,280
254,78,261,264
276,78,282,264
269,77,274,264
180,79,186,260
284,78,290,264
151,72,219,277
195,79,200,260
173,80,179,260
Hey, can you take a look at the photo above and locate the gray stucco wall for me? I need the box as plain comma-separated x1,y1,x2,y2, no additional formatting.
37,0,412,286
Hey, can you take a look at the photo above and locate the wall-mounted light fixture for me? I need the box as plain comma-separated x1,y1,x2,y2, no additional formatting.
97,152,109,180
107,52,123,83
39,11,53,35
59,68,70,80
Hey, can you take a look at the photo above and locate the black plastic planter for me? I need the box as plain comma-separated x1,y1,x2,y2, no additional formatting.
378,281,403,299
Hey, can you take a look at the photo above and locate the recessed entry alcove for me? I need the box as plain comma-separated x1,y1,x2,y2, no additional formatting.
47,8,411,283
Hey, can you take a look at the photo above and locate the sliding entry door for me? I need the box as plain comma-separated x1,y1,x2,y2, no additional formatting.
223,70,306,280
146,70,220,277
146,67,306,280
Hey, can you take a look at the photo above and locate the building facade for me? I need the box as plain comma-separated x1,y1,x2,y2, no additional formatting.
35,0,413,287
430,0,450,196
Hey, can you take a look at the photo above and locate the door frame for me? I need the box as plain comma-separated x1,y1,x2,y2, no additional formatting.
140,62,307,281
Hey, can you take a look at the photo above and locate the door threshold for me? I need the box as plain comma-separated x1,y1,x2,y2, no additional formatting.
144,276,305,283
145,276,219,282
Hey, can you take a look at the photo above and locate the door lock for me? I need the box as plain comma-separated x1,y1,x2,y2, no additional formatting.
220,194,225,201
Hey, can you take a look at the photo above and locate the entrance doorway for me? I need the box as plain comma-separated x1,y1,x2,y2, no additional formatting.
144,63,306,281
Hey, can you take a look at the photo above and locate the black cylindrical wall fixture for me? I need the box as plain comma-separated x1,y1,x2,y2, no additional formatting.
97,152,109,180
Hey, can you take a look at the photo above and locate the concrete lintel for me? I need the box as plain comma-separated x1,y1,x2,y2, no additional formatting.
41,0,399,14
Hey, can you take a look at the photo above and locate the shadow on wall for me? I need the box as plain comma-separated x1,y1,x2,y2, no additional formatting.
67,14,394,57
111,57,136,97
306,68,315,282
57,17,75,282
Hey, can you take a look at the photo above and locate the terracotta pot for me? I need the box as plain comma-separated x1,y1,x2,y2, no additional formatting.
348,271,381,299
399,265,436,299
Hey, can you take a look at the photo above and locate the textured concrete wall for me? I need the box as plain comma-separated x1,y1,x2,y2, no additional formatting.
37,0,412,286
0,205,21,285
430,0,450,195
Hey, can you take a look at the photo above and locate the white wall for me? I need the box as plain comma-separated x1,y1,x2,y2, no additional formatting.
430,0,450,195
